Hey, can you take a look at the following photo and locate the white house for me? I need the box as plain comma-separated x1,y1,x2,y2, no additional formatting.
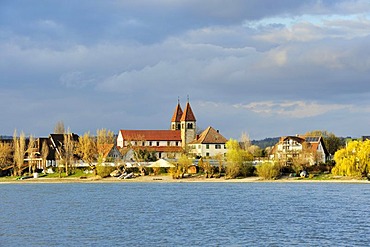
189,126,228,158
270,135,328,165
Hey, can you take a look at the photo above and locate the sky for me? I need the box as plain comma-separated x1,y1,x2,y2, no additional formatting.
1,0,370,140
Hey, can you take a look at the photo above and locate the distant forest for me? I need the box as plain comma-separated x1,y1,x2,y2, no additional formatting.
251,137,280,149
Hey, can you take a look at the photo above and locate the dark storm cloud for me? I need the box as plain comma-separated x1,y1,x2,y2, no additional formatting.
0,0,370,138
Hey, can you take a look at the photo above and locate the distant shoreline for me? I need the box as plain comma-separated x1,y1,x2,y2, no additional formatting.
0,175,369,184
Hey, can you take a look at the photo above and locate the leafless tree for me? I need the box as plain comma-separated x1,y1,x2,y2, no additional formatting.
13,130,26,176
54,121,65,134
41,140,49,172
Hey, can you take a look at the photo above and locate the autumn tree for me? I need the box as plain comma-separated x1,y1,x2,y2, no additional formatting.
175,154,193,178
214,153,225,177
332,140,370,177
198,157,213,178
0,142,12,169
77,131,97,169
96,129,115,163
13,130,26,176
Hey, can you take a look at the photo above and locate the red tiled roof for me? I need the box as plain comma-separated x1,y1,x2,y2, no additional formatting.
180,102,196,121
171,103,183,122
97,144,115,158
190,126,228,144
120,130,181,141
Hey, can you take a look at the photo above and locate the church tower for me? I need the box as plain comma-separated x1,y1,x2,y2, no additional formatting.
180,100,196,148
170,100,183,131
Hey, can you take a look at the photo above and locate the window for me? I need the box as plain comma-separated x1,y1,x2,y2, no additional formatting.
149,141,152,146
187,123,193,129
198,145,201,149
206,144,209,149
215,144,221,149
176,141,179,146
167,141,170,146
206,153,210,157
157,141,160,146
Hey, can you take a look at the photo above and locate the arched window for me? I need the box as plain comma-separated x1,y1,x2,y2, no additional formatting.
187,123,193,129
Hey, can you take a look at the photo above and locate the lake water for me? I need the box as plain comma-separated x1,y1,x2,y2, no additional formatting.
0,182,369,246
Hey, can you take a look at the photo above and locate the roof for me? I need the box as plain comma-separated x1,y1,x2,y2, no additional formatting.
171,103,183,122
119,130,181,141
190,126,228,144
97,143,115,158
180,102,196,122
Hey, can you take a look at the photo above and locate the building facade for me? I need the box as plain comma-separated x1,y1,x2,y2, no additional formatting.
117,101,197,160
270,135,328,165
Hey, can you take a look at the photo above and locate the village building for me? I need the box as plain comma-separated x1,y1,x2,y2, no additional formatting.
98,144,122,162
189,126,228,158
117,100,228,160
269,135,329,165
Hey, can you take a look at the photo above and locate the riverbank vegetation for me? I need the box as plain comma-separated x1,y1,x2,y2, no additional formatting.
1,125,369,182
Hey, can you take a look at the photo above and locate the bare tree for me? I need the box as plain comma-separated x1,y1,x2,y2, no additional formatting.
13,130,26,176
41,140,49,172
62,132,76,176
54,121,65,134
26,135,37,173
240,132,251,151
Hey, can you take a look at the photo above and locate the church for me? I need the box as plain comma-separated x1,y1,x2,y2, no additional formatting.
117,100,228,160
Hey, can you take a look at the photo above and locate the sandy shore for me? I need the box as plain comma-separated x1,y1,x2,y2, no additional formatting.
0,175,369,184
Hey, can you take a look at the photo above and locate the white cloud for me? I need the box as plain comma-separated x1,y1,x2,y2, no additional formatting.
234,101,352,118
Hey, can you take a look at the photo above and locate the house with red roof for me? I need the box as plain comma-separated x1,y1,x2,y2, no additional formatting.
269,135,328,165
189,126,228,158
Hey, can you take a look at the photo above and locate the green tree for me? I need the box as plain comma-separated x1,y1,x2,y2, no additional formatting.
332,140,370,177
177,154,193,178
225,139,253,179
256,162,280,180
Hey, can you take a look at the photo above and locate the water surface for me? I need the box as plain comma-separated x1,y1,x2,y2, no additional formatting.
0,183,369,246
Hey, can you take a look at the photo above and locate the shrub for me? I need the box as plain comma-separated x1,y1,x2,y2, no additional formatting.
256,162,280,180
96,165,115,178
